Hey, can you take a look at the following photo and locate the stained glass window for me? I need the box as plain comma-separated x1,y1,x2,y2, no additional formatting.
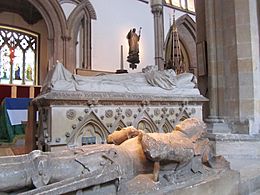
0,25,39,85
164,0,195,14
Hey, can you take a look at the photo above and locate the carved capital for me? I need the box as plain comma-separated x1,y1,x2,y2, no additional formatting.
151,2,163,15
61,35,72,41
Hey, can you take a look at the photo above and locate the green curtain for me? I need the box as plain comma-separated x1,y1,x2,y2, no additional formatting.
0,100,24,143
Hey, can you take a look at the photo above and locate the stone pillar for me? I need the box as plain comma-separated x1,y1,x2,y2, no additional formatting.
198,0,260,134
150,0,164,70
203,0,230,133
204,0,219,121
234,0,260,134
85,18,92,69
61,34,72,72
202,0,239,133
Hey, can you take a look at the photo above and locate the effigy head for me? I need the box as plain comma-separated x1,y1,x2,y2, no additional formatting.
173,118,207,142
142,65,158,73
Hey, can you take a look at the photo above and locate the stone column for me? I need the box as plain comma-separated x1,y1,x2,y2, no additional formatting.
150,0,164,70
234,0,260,134
61,34,72,72
204,0,219,120
204,0,230,133
85,18,92,69
201,0,260,134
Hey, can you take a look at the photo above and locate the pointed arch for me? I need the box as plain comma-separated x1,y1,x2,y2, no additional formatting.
27,0,67,80
162,118,174,133
176,14,196,70
67,111,109,146
176,14,196,41
134,111,158,133
165,14,197,75
65,0,96,70
27,0,96,75
59,0,96,19
178,110,190,122
111,119,127,132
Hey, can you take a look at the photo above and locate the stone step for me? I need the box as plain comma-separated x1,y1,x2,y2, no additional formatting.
207,133,260,159
207,133,260,194
235,159,260,195
250,188,260,195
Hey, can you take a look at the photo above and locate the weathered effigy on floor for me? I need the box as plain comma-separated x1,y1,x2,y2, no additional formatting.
0,118,239,194
33,62,207,151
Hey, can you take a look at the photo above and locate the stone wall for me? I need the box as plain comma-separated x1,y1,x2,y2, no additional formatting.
196,0,260,134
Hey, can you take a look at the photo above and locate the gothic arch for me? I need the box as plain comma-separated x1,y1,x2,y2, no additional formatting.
59,0,96,19
27,0,67,69
67,111,109,146
66,0,97,70
137,119,157,133
176,14,196,69
111,119,127,132
165,14,197,75
66,120,107,145
133,110,159,133
162,118,174,133
27,0,96,75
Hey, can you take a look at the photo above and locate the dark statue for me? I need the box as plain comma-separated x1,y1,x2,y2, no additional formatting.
126,27,141,69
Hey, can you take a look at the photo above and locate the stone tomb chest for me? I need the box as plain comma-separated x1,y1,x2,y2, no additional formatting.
33,91,206,151
33,63,207,151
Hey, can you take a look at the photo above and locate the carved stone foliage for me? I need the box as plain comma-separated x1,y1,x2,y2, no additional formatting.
154,108,161,116
125,109,133,117
66,109,77,120
105,110,113,118
65,105,194,147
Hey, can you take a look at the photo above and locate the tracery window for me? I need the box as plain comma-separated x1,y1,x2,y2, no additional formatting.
0,25,39,85
164,0,195,14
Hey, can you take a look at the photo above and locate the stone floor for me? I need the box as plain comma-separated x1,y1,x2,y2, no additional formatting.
250,189,260,195
0,145,27,156
0,136,26,156
211,132,260,195
228,158,260,195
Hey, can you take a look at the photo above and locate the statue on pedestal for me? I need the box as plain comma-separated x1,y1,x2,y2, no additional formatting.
126,28,141,69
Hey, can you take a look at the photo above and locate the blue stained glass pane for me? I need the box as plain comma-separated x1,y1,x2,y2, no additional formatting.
13,47,23,85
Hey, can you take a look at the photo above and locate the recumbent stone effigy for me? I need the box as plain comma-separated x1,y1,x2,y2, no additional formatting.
34,62,206,150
